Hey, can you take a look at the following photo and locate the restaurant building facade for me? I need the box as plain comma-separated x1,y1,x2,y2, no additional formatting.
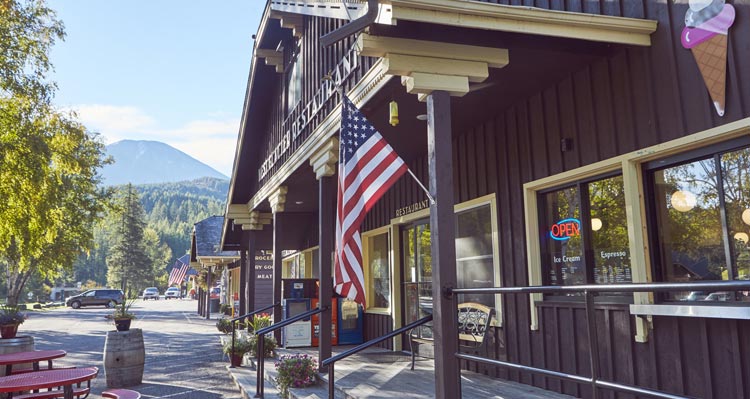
221,1,750,398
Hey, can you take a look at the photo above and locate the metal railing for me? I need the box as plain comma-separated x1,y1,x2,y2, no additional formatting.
321,314,433,399
451,280,750,399
229,303,279,368
254,306,326,398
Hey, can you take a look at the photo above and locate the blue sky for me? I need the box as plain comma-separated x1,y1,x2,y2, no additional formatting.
48,1,266,176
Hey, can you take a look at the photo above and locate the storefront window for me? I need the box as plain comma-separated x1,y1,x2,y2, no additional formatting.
366,233,390,309
647,141,750,302
403,222,433,339
456,205,495,307
540,175,631,298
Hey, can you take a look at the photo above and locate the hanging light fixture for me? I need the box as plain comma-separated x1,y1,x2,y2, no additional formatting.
591,218,603,231
734,232,749,244
389,100,399,126
742,208,750,225
670,190,697,212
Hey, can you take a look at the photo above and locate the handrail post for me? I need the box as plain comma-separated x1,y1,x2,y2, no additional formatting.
255,332,264,398
229,324,236,369
328,363,335,399
584,290,600,399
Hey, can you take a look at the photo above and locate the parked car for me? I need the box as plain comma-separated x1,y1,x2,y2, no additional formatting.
704,291,733,301
66,289,124,309
142,287,160,300
165,287,181,299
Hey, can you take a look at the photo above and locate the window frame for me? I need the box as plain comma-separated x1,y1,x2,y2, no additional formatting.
642,135,750,302
537,171,632,303
524,118,750,342
362,226,392,314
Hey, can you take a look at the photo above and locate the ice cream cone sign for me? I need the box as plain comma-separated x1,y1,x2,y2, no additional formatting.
681,0,735,117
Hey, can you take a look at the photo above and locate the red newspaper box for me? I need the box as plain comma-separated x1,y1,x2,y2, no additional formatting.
311,297,338,347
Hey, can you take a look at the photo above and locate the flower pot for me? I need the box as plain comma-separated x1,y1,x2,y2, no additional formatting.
230,353,243,367
114,318,132,332
0,324,19,339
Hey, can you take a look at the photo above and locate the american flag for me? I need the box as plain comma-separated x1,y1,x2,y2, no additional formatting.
335,96,407,306
169,262,190,286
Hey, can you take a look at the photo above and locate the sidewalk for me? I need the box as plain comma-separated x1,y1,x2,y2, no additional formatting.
227,346,576,399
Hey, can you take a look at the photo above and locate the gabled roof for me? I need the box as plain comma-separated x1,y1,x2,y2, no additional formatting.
193,216,240,263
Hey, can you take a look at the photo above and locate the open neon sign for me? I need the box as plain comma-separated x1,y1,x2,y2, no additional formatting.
550,218,581,241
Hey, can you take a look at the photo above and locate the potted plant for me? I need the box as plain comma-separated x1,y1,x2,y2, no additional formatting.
274,354,317,398
0,306,26,339
108,298,136,331
247,313,276,358
222,332,253,367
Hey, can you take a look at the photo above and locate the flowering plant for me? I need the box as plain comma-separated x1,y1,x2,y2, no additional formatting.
247,313,272,332
274,353,317,398
0,306,26,325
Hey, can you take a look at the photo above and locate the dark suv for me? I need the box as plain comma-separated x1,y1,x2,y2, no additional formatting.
66,289,124,309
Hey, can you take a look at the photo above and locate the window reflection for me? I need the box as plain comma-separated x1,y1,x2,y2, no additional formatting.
542,186,585,288
456,205,495,308
366,233,390,309
590,176,632,289
650,143,750,302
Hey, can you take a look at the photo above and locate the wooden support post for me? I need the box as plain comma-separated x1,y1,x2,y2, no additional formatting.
272,212,283,344
427,90,461,399
239,246,247,317
206,267,213,320
247,231,257,315
318,175,335,370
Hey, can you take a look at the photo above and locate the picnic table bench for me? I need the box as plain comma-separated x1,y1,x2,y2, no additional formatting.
409,302,496,370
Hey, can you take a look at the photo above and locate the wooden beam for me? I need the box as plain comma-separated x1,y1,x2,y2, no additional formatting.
426,90,460,398
272,213,283,343
317,175,335,371
384,54,489,83
358,34,509,69
246,231,256,314
309,137,339,179
401,73,469,97
269,186,288,213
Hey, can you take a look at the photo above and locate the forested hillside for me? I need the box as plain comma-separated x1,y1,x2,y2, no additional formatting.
73,177,228,287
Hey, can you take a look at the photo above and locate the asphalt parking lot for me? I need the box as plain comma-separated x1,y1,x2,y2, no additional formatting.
21,297,240,399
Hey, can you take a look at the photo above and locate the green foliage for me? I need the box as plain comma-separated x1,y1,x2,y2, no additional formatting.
0,0,64,101
110,297,136,320
216,318,233,334
274,354,317,398
70,178,227,291
0,305,26,325
247,313,272,333
222,332,254,355
248,334,277,358
106,184,153,295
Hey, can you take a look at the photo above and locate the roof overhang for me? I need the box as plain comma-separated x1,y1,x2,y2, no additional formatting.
386,0,657,46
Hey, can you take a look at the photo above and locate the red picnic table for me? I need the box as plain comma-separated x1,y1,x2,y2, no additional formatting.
0,367,98,399
0,350,67,376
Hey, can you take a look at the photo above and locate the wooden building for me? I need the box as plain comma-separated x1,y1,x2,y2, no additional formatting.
191,216,239,318
221,1,750,398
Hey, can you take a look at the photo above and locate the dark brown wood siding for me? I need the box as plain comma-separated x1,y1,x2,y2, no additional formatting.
360,1,750,396
252,17,377,194
363,313,394,350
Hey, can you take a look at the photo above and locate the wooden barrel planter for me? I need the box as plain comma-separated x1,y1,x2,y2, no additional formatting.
0,336,34,376
103,328,145,388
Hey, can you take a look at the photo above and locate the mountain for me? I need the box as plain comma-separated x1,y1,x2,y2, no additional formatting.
101,140,228,186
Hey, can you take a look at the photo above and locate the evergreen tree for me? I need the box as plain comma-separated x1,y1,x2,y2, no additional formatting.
106,184,150,296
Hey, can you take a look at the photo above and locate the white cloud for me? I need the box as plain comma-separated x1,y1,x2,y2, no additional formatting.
69,104,239,176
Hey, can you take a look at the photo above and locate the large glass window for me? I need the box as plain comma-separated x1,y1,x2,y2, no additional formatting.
540,174,631,298
456,205,496,307
366,233,390,309
647,140,750,302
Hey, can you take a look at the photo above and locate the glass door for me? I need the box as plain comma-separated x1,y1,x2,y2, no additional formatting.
402,221,433,340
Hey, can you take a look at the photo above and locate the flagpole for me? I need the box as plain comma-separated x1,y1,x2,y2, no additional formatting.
407,168,436,205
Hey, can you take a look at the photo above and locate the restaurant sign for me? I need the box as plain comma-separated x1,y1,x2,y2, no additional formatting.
258,44,360,181
549,218,581,241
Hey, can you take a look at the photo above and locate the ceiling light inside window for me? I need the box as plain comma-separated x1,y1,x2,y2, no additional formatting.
670,190,696,212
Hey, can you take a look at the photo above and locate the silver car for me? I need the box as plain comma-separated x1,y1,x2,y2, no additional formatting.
165,287,181,299
142,287,159,300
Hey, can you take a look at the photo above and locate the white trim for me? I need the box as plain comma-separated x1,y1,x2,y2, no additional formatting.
523,118,750,339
